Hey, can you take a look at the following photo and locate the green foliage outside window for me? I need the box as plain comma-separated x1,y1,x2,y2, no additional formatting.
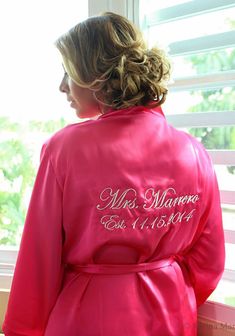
186,49,235,174
187,49,235,150
0,117,66,246
186,19,235,172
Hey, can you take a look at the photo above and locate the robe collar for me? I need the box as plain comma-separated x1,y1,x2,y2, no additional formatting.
97,104,165,120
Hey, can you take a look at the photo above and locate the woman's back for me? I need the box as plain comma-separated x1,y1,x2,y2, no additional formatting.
3,105,223,335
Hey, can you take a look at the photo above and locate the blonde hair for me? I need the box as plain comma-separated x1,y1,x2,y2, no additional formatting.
54,12,171,109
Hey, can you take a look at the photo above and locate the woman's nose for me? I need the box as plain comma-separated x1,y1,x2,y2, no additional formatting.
59,74,69,93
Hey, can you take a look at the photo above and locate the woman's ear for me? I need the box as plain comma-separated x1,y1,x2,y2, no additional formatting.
92,91,110,115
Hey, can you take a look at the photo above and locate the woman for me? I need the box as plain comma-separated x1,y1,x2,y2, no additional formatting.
3,12,225,336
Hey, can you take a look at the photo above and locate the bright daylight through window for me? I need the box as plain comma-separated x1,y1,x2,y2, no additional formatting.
0,0,88,248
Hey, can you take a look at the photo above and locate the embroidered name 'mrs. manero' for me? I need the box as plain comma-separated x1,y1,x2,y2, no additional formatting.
96,187,199,231
96,187,199,211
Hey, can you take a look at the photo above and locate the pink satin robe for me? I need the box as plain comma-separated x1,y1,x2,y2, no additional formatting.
2,106,225,335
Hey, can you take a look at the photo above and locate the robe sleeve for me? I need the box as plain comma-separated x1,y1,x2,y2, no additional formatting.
176,150,225,307
2,142,65,336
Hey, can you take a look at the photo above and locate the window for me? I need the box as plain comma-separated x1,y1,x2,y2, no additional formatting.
139,0,235,327
0,0,88,288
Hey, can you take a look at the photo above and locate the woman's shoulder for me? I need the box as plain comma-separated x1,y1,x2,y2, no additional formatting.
43,119,97,151
55,118,97,137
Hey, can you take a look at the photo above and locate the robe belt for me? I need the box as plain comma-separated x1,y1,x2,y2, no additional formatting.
66,256,175,275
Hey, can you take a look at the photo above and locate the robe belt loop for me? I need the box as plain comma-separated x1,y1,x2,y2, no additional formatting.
66,256,175,275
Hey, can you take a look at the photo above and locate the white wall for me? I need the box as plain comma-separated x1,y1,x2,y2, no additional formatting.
88,0,139,25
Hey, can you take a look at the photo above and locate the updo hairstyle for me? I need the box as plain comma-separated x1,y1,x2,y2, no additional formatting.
55,12,171,109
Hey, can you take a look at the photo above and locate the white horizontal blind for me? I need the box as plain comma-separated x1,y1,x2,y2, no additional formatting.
140,0,235,304
167,3,235,252
142,0,235,205
145,0,235,25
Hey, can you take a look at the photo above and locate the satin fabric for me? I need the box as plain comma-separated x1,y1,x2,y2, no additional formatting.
2,105,225,335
